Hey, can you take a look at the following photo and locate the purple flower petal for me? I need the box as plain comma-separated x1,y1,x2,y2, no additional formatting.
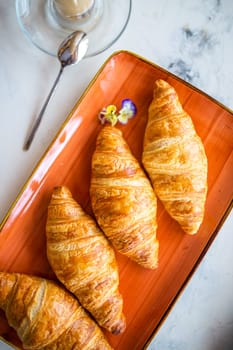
121,99,137,116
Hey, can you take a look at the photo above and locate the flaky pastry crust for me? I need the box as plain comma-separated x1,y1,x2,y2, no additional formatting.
46,186,125,335
90,126,159,269
0,272,112,349
142,79,208,234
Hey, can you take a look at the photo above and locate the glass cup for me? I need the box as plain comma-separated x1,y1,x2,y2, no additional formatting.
15,0,132,58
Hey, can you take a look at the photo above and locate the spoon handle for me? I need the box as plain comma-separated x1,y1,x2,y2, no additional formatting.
23,66,64,151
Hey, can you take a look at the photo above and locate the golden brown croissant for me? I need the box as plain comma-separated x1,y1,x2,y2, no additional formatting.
0,272,112,350
90,126,159,269
142,79,208,234
46,186,125,335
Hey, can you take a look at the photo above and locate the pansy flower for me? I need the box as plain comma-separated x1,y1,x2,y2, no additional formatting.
118,99,137,124
98,99,137,126
98,104,118,126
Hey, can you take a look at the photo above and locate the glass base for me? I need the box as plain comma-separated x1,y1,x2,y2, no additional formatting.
15,0,132,58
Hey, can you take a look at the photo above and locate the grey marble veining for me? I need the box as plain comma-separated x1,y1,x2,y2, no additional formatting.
150,0,233,109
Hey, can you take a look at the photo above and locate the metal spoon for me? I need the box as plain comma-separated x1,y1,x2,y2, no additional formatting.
23,30,88,151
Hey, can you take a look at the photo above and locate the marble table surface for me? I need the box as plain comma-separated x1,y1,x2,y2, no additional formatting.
0,0,232,349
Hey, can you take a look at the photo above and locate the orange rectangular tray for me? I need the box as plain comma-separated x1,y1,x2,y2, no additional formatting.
0,51,232,350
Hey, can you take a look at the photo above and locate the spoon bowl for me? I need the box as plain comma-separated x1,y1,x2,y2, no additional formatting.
58,31,88,67
24,30,88,151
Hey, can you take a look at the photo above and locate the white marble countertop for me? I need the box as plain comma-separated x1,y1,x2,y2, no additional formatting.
0,0,232,349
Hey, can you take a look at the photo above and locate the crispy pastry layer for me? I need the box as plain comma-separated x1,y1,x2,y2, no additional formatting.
90,126,159,269
46,186,125,335
142,79,208,234
0,272,112,349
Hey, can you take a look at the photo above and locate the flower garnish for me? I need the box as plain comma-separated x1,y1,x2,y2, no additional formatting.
98,104,118,126
98,99,137,126
118,99,137,124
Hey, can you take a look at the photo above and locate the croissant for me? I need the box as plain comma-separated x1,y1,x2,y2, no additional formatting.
46,186,125,335
142,79,208,234
90,126,159,269
0,272,112,350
